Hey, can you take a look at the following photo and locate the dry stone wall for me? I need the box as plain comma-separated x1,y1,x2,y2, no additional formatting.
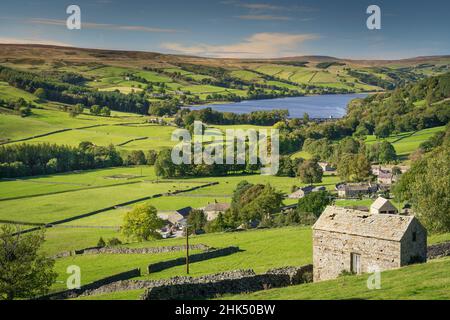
428,241,450,260
52,244,211,259
141,265,313,300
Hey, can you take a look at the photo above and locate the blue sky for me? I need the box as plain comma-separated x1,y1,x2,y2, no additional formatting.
0,0,449,59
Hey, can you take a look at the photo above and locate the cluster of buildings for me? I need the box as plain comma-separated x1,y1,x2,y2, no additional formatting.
156,201,231,238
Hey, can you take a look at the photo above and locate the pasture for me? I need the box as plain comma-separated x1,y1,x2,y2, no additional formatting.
223,257,450,300
365,126,445,158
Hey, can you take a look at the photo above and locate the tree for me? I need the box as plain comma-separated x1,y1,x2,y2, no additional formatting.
394,147,450,233
100,106,111,117
146,150,157,165
239,184,284,225
154,148,177,178
297,160,323,185
0,225,57,300
187,209,207,234
297,191,331,217
90,105,101,115
205,212,227,233
127,150,146,165
374,121,393,139
378,141,397,164
338,153,370,182
69,104,84,118
122,204,164,241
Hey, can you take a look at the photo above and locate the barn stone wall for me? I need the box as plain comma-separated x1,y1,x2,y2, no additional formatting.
313,229,401,282
400,220,427,265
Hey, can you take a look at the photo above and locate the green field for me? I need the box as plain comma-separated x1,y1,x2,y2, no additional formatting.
51,226,313,293
365,126,445,158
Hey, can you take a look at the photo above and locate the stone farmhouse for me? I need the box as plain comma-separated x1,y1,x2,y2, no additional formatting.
370,197,398,215
336,182,378,198
377,170,397,186
204,202,231,221
158,206,192,227
312,205,427,282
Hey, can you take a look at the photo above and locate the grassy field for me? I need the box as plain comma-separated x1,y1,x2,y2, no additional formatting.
51,226,313,293
222,257,450,300
0,166,156,199
0,180,205,224
364,126,445,158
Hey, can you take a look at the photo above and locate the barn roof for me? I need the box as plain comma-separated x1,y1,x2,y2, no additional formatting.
371,197,396,211
313,206,415,241
204,202,230,212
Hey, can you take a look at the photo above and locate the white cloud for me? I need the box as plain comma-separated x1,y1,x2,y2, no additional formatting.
0,37,72,47
28,18,180,33
161,32,318,58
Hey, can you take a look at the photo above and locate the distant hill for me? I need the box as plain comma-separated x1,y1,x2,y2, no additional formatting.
0,44,449,106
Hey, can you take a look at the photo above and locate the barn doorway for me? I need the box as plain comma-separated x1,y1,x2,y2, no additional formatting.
351,253,361,274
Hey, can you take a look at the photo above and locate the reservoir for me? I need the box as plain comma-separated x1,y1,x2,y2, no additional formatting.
189,93,369,118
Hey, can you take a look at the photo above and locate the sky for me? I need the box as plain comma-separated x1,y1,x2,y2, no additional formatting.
0,0,449,59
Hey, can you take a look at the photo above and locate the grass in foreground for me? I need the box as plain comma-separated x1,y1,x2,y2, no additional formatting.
221,257,450,300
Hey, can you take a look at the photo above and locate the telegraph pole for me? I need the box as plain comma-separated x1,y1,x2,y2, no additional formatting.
185,224,190,274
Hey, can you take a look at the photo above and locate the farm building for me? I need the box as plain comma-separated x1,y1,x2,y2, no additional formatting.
288,185,315,199
158,206,192,227
336,182,378,198
318,162,335,172
370,197,398,215
312,206,427,282
204,202,230,221
377,170,396,186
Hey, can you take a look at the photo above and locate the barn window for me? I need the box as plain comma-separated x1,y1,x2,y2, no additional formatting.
412,232,417,242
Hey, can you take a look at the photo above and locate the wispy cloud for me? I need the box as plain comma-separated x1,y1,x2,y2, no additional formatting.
223,1,317,22
161,32,318,58
236,14,292,21
0,37,72,47
27,18,181,33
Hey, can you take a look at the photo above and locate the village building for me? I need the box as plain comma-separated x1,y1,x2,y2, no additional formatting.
371,164,410,176
312,206,427,282
288,185,315,199
318,162,335,172
336,182,378,198
370,197,398,215
203,202,230,221
157,207,192,227
377,170,396,186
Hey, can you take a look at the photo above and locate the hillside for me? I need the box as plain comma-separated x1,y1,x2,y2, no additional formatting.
0,44,449,108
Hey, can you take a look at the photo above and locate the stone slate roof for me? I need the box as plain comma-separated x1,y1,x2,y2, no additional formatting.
313,206,415,241
204,203,230,212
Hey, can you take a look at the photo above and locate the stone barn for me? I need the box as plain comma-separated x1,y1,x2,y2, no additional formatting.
312,206,427,282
